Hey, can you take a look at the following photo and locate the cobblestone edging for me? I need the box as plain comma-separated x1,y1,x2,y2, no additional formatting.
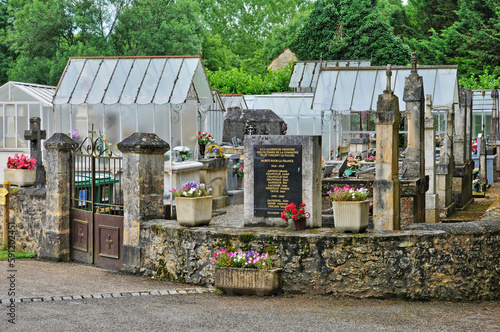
0,288,216,304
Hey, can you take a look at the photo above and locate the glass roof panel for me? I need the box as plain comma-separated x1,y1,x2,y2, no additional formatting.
393,69,409,110
351,70,377,111
371,70,388,109
289,62,304,88
192,60,212,104
434,68,457,108
102,59,134,104
154,58,183,104
136,58,167,104
300,62,316,88
86,59,118,104
312,71,337,110
53,58,86,104
120,59,151,104
70,59,101,105
332,70,357,112
170,58,197,104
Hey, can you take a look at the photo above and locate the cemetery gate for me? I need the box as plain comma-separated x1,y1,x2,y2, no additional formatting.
70,131,124,270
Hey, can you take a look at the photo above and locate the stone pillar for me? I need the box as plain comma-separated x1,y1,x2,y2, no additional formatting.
424,95,439,223
373,65,401,231
41,133,75,261
117,133,170,272
400,53,426,227
492,89,500,181
452,89,474,209
436,105,455,218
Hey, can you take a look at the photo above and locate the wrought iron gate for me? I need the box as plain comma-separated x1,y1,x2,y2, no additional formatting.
70,130,124,270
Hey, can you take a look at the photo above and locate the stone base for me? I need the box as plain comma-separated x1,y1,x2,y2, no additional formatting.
425,193,439,223
39,231,69,261
439,202,455,219
228,190,244,205
452,162,473,209
213,195,229,210
400,178,426,228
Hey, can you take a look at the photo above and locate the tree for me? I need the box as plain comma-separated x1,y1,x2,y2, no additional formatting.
291,0,411,65
405,0,459,37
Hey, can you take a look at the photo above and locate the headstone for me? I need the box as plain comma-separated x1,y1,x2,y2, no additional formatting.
24,117,46,187
452,88,474,209
479,127,488,191
400,53,426,227
222,107,286,144
373,65,401,231
244,135,321,228
424,95,439,223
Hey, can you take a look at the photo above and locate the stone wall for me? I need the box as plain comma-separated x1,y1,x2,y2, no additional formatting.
139,218,500,301
0,188,46,255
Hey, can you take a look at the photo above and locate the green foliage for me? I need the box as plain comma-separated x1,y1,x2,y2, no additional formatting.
405,0,459,37
207,64,293,95
292,0,411,65
459,69,500,90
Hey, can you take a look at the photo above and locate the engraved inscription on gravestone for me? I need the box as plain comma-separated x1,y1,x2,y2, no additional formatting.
254,145,302,217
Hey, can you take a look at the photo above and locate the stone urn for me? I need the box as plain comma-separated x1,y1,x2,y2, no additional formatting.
175,196,213,226
215,267,283,296
332,200,370,233
3,168,36,187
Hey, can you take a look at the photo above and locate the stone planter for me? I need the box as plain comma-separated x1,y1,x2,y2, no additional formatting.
175,196,213,226
332,200,370,233
3,168,36,187
215,267,283,296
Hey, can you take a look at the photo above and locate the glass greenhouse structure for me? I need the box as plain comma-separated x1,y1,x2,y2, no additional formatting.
52,56,217,157
312,65,460,158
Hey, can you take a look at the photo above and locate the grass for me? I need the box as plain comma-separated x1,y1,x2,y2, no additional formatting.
0,245,36,260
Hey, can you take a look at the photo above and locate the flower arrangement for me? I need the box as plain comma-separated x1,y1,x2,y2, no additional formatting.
173,146,192,161
399,149,406,159
7,153,36,169
368,148,376,156
364,156,375,162
281,202,310,221
472,178,480,191
211,249,272,270
435,134,443,146
472,138,478,154
207,144,226,158
233,163,244,179
170,182,212,197
68,129,81,144
198,131,213,145
327,185,368,201
346,157,360,170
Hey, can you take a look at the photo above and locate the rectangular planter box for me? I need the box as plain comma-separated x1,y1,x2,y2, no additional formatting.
4,168,36,187
175,196,213,227
332,200,370,233
215,267,283,296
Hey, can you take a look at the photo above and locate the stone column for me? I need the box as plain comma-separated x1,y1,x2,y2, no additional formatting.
424,95,439,223
41,133,75,260
400,53,426,227
117,133,170,272
373,65,401,231
436,105,456,218
492,89,500,181
452,88,474,209
479,127,488,191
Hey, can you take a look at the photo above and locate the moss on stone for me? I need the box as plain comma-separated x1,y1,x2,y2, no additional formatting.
264,244,276,255
239,233,255,243
151,224,163,233
299,240,311,258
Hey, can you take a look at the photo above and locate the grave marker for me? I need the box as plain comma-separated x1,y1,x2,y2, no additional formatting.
24,117,46,187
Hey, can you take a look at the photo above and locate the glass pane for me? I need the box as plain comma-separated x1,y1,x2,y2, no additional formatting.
71,59,101,105
371,70,388,110
352,70,377,111
121,104,136,139
154,104,170,143
289,62,304,88
313,71,337,111
332,70,357,112
171,58,197,104
87,59,117,104
120,59,151,104
72,104,87,144
54,58,85,104
283,116,298,135
0,83,9,101
88,104,104,133
301,62,316,89
154,58,183,104
104,104,121,152
137,104,154,132
0,106,3,148
434,68,457,108
17,105,28,148
137,59,167,104
103,59,134,104
179,102,197,153
29,104,40,119
11,86,36,102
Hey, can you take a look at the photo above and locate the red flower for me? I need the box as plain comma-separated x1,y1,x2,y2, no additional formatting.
292,214,298,220
299,209,305,215
198,131,201,134
299,203,305,207
292,208,298,214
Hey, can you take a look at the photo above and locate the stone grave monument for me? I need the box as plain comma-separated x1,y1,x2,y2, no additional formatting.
436,100,455,218
424,95,439,223
373,65,401,231
244,135,321,228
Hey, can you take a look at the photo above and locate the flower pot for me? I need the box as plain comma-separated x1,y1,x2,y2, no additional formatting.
3,168,36,187
214,267,283,296
332,200,370,233
175,196,213,226
199,144,206,159
237,177,243,189
293,217,306,230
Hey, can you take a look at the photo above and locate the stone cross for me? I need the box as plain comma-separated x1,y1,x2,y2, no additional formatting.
385,64,392,92
24,117,46,187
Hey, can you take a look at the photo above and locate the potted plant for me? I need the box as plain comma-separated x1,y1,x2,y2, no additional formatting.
4,153,37,186
281,202,310,230
171,182,213,226
344,157,361,177
328,185,369,233
206,143,226,159
197,131,213,158
173,146,192,162
233,163,244,189
212,249,282,296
